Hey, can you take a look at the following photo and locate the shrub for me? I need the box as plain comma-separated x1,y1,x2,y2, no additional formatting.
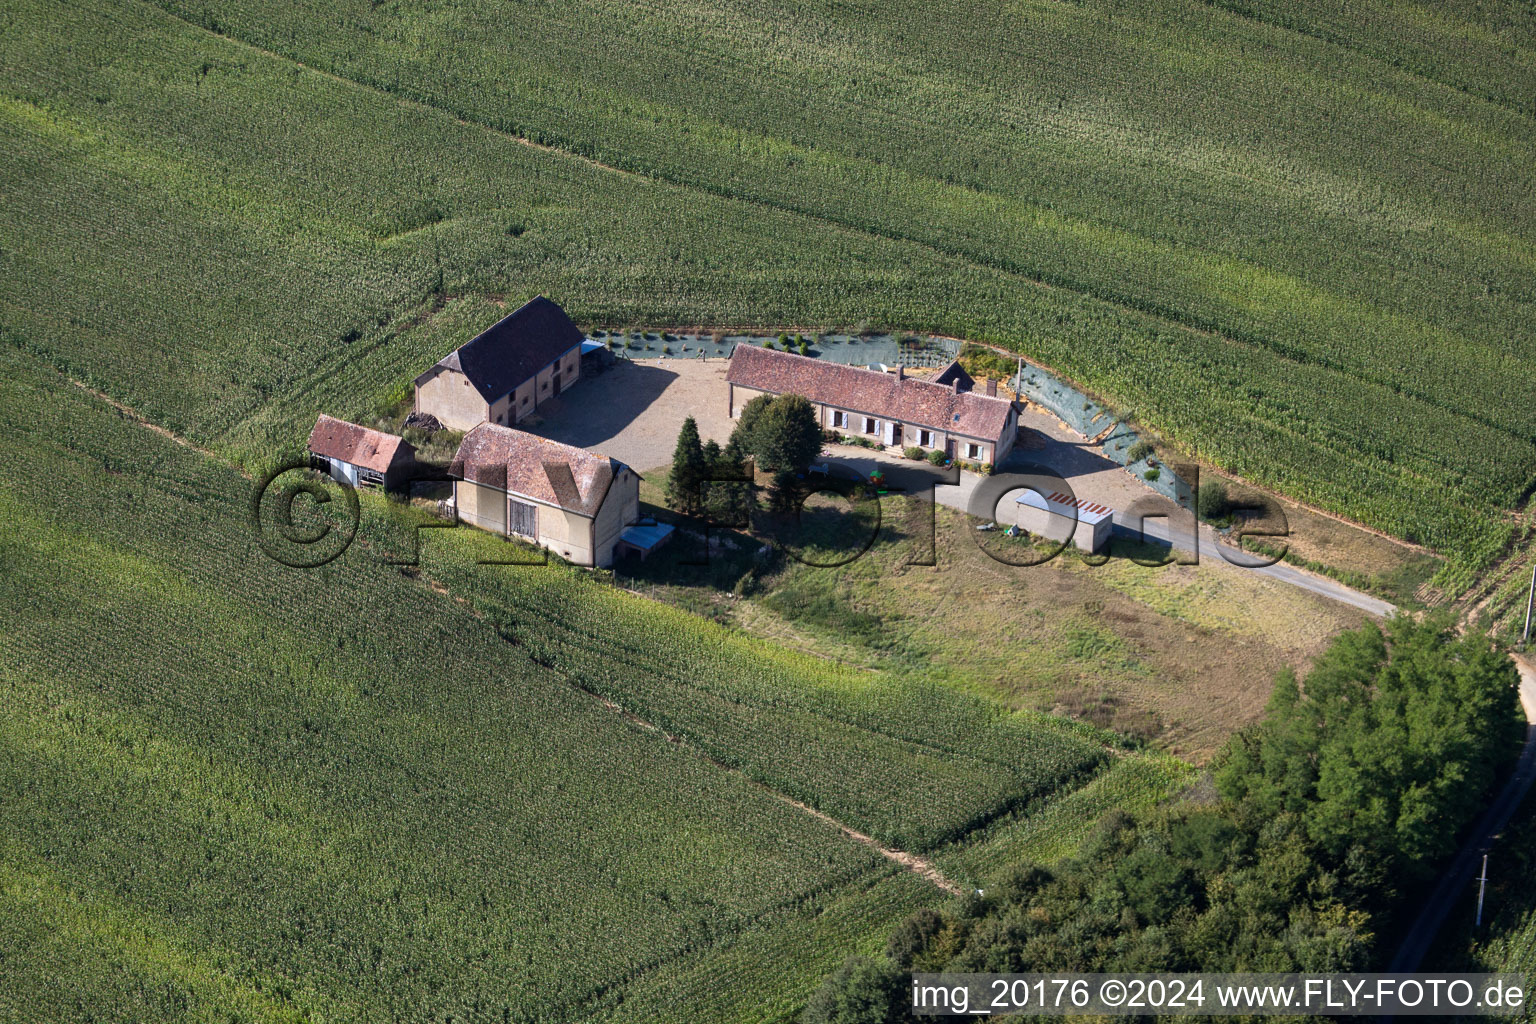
1197,479,1230,521
927,449,947,466
800,956,904,1024
1144,468,1161,481
1127,439,1155,463
903,446,925,460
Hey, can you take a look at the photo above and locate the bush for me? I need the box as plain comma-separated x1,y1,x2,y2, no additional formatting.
927,449,947,466
800,956,905,1024
1127,439,1155,463
903,446,925,461
1144,468,1161,481
1197,479,1230,521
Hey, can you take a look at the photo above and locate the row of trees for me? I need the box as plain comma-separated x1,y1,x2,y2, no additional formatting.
665,394,822,518
803,617,1525,1022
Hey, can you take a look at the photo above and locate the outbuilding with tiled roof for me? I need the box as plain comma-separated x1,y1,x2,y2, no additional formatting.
307,414,415,490
449,423,641,567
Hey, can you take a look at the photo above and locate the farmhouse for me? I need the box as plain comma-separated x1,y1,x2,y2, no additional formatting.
726,345,1018,465
450,423,640,567
414,296,584,432
307,414,415,490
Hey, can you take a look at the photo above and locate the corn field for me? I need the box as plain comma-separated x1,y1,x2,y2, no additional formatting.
2,0,1532,589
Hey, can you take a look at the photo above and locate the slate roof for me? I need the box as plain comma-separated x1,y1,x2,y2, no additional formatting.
417,296,583,401
307,415,410,473
727,345,1013,441
451,424,629,517
932,359,974,391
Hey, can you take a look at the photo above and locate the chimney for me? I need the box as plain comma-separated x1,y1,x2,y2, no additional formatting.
896,364,904,380
985,379,997,398
952,377,961,394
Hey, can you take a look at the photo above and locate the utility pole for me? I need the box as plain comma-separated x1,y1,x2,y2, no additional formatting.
1523,561,1536,648
1476,854,1490,928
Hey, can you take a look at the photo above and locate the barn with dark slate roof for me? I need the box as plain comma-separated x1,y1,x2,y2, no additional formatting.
413,295,584,431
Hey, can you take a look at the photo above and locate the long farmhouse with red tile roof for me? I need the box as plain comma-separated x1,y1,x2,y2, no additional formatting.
726,345,1018,466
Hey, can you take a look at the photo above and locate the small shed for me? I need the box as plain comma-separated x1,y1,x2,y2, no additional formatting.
307,415,414,490
616,521,675,561
1013,489,1114,553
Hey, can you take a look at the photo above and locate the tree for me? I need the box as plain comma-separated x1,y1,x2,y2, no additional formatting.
705,435,755,527
665,416,706,514
732,393,775,449
1216,618,1522,880
800,957,905,1024
746,394,823,474
1197,479,1230,521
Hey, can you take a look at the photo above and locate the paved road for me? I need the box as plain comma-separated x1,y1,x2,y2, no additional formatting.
1388,657,1536,972
820,446,1396,618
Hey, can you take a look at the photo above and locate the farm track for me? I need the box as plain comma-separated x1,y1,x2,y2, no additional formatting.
569,670,966,896
1389,657,1536,972
69,378,234,470
148,3,1526,450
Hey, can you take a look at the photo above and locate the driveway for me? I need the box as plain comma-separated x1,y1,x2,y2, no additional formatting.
532,356,1394,617
819,431,1395,618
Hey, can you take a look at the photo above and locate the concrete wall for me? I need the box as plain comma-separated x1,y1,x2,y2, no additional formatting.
417,345,580,431
729,385,769,418
1009,500,1109,553
455,464,638,568
591,469,640,568
558,348,580,391
536,505,593,565
512,379,537,423
456,479,507,534
416,368,489,432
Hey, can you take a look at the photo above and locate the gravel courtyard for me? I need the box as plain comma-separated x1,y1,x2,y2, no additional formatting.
519,356,736,471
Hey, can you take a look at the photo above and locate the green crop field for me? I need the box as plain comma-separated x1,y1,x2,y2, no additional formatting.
3,0,1532,1018
2,0,1534,588
0,343,1134,1020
